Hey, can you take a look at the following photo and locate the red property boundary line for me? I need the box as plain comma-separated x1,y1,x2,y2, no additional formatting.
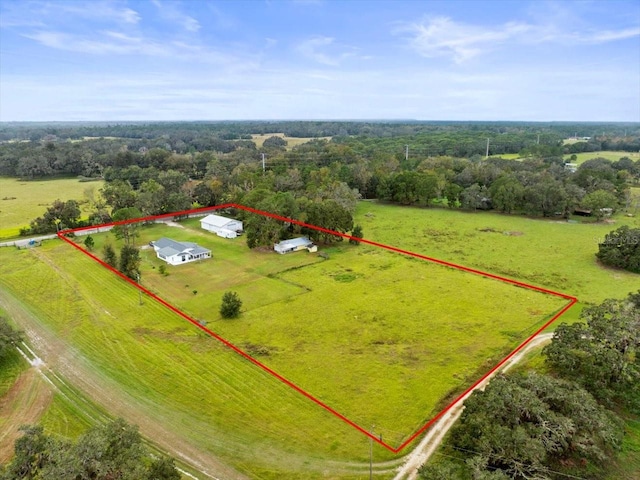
57,203,578,453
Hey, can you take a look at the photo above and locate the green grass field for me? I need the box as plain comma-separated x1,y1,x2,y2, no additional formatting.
71,220,567,446
564,150,639,165
489,150,638,165
0,240,397,478
1,202,638,478
0,176,103,238
99,223,565,446
355,202,638,309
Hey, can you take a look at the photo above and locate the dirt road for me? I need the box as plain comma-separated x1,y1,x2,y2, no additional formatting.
392,333,554,480
0,287,248,480
0,365,54,463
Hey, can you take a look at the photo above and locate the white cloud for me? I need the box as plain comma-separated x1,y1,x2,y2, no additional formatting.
584,27,640,43
19,27,258,68
297,36,339,65
2,60,638,122
151,0,200,32
51,1,140,25
22,30,167,56
296,35,363,66
397,16,530,63
397,15,640,63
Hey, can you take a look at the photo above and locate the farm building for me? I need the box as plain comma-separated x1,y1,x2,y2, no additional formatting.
274,237,317,254
152,237,211,265
200,214,243,239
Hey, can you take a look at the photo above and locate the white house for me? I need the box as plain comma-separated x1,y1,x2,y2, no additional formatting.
274,237,317,254
152,237,211,266
200,214,243,239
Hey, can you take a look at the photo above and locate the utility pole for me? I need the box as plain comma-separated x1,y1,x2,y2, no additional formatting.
485,138,490,158
136,273,142,306
537,134,540,145
404,145,409,161
261,153,266,173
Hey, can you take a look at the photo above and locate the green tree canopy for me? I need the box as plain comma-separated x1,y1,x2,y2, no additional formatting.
119,245,141,281
582,189,618,219
111,207,143,247
102,243,118,268
0,317,23,359
448,373,623,479
544,292,640,409
1,419,180,480
596,226,640,273
220,291,242,319
29,199,82,234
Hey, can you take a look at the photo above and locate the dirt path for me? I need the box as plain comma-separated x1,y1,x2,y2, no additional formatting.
392,333,554,480
0,287,248,480
0,366,54,463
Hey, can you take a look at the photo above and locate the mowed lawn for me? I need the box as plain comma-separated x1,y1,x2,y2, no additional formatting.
0,176,103,238
83,221,565,447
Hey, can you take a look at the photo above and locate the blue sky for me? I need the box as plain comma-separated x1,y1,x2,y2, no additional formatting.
1,0,639,122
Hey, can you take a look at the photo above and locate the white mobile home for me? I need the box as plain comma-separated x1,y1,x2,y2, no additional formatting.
274,237,317,254
152,237,211,266
200,214,243,239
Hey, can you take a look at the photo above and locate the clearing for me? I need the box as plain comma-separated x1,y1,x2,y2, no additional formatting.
0,176,103,239
65,209,569,450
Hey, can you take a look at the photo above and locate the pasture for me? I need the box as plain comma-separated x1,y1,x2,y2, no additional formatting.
0,176,103,238
354,202,639,323
0,240,398,478
564,150,639,165
110,222,567,448
249,133,331,150
0,201,637,478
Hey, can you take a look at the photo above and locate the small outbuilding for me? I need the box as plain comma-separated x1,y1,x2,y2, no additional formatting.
152,237,211,265
274,237,317,254
200,214,243,239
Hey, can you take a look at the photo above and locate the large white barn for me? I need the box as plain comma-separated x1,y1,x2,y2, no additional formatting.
152,238,211,265
200,214,243,239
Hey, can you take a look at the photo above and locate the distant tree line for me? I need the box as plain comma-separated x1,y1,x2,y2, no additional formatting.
1,121,638,143
420,291,640,480
1,121,639,179
9,122,638,242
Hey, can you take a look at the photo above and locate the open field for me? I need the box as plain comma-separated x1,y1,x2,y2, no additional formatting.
0,176,103,238
0,240,399,478
0,201,637,477
84,221,567,448
564,150,639,165
358,202,640,303
354,202,639,323
488,153,521,160
249,133,331,150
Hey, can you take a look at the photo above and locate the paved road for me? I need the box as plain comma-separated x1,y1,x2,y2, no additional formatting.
0,234,58,247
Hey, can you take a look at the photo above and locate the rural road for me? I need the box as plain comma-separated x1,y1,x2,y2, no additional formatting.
0,287,249,480
392,332,555,480
0,234,58,247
